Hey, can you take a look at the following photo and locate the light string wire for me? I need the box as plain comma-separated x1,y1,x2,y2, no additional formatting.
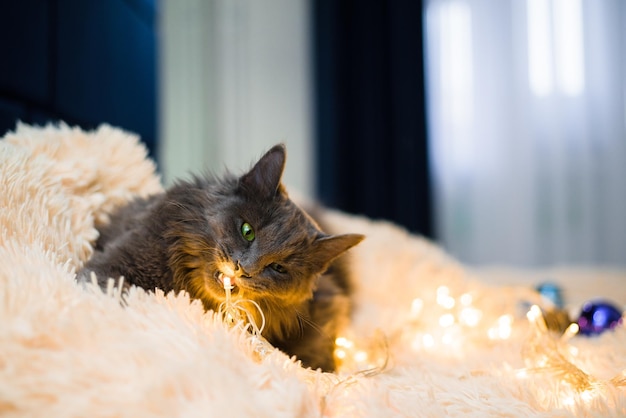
216,276,271,357
521,304,626,409
217,276,391,374
97,273,626,413
216,275,391,414
319,331,391,416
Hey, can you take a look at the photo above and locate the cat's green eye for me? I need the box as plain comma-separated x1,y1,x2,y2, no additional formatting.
241,222,255,242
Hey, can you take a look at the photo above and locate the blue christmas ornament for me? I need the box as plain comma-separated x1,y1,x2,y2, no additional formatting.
536,282,564,309
577,300,623,336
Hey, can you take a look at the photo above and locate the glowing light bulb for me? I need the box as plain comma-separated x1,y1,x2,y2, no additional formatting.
222,276,236,324
439,313,456,328
488,315,513,340
526,305,548,332
460,293,473,306
354,350,368,363
411,298,424,318
527,305,542,322
562,323,579,342
498,315,513,339
460,307,482,327
422,334,435,348
441,332,454,346
499,314,513,326
580,389,595,404
436,286,456,309
335,336,354,349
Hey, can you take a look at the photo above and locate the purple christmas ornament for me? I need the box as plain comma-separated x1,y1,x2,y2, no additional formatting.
577,300,623,336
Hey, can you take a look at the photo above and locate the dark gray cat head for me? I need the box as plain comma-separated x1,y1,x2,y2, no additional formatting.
164,144,364,311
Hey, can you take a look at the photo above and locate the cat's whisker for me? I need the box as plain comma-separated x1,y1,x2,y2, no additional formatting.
295,309,327,338
293,312,306,338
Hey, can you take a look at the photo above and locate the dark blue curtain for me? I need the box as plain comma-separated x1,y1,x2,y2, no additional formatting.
0,0,158,159
313,0,433,237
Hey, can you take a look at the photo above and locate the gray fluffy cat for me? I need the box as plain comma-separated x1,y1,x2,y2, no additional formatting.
79,144,364,372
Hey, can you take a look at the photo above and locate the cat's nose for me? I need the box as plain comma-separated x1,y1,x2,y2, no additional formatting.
234,260,251,278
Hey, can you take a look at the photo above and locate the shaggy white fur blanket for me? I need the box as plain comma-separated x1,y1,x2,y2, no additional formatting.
1,123,625,417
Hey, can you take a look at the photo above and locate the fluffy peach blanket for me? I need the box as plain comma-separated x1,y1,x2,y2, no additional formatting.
1,123,625,417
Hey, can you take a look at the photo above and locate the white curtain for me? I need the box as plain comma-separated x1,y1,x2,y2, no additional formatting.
159,0,313,195
424,0,626,266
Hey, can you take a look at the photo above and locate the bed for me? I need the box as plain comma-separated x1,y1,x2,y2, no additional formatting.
1,123,624,417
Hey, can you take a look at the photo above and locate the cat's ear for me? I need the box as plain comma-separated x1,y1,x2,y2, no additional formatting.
312,233,365,269
240,144,286,199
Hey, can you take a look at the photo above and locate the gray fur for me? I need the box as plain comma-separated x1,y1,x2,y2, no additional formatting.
78,144,364,371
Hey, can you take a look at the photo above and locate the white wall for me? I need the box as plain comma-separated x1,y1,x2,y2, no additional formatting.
159,0,313,195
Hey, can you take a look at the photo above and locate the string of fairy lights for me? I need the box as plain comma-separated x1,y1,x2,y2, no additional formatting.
217,276,626,413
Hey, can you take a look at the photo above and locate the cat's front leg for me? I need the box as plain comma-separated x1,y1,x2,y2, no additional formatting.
276,276,351,372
